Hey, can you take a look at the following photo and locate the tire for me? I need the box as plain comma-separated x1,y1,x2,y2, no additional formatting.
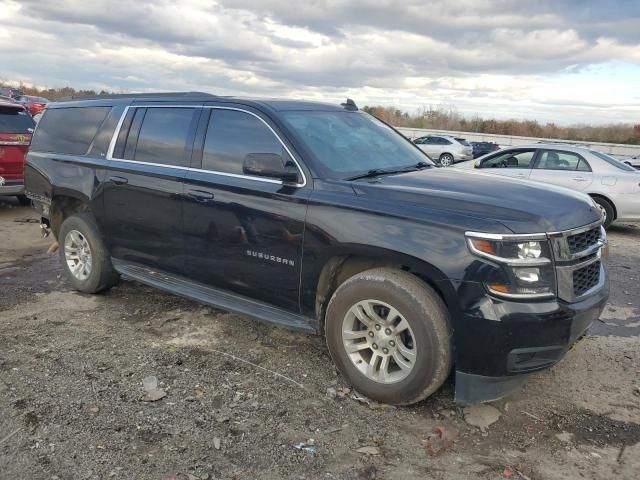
592,197,614,229
439,153,454,167
16,195,31,206
58,213,119,293
325,268,453,405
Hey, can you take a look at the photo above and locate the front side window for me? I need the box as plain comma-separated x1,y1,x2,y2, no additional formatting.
481,150,535,169
133,107,196,166
535,150,590,171
202,109,285,175
280,111,434,178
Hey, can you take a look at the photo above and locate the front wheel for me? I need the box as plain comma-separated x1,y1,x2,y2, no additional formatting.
439,153,454,167
58,213,119,293
325,268,453,405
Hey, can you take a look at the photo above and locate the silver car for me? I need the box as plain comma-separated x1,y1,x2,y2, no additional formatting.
454,143,640,228
623,154,640,170
413,135,473,166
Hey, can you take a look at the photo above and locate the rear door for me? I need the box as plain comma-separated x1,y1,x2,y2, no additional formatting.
477,148,537,179
0,105,34,188
528,149,593,191
103,105,200,274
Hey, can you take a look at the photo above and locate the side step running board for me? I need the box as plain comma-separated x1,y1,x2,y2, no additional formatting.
112,259,317,333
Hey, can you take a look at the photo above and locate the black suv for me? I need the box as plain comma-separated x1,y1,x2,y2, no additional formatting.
25,93,608,405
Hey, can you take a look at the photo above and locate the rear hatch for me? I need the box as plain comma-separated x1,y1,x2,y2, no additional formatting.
0,104,34,183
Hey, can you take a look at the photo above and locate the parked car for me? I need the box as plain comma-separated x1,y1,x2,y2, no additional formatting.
0,86,23,98
26,93,608,405
454,144,640,228
471,141,500,158
0,95,17,104
413,135,473,166
623,155,640,170
17,95,49,116
0,101,35,204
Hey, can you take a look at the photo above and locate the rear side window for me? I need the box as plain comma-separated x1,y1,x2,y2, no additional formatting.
123,107,196,166
201,109,284,175
535,150,591,171
30,107,110,155
0,107,34,134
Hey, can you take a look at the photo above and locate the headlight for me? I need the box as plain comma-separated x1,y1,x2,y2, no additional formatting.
466,233,555,298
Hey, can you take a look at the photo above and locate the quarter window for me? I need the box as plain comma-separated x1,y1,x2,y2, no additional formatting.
202,109,285,175
535,150,590,171
481,150,535,169
30,107,110,155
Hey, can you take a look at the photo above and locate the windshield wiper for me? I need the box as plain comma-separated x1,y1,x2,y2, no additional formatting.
346,162,433,181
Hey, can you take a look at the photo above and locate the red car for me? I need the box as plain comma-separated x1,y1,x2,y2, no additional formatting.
17,95,49,116
0,101,35,205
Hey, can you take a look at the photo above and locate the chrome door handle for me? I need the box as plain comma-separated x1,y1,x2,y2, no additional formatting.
572,177,588,182
187,189,215,202
514,173,527,178
109,176,128,185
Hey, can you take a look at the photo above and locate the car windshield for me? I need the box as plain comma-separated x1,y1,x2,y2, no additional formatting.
0,107,35,133
280,110,434,179
590,150,636,172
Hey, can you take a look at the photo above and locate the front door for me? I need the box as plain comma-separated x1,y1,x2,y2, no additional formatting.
477,148,537,180
182,106,310,312
103,105,200,274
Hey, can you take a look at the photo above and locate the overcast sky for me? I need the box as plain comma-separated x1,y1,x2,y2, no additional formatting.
1,0,639,125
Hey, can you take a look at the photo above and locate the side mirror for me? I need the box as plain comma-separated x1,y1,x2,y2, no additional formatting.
243,153,300,184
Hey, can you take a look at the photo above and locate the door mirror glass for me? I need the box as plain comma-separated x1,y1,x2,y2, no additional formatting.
243,153,300,184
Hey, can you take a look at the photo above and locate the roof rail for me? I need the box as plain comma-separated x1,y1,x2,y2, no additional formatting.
57,91,215,102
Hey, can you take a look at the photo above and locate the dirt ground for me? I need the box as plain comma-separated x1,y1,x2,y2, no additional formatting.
1,196,638,480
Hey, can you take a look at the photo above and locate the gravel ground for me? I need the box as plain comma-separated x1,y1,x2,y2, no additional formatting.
1,196,639,480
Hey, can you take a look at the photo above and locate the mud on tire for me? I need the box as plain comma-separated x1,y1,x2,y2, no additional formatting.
324,267,453,405
58,213,119,293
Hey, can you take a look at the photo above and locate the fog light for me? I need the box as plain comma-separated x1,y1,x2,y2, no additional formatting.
514,267,540,283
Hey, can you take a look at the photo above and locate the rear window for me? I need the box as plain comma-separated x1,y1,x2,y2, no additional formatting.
590,150,636,172
30,107,110,155
0,107,35,134
455,137,470,146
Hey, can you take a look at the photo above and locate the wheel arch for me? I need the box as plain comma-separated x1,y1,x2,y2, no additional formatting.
312,245,458,332
588,193,617,220
49,190,93,238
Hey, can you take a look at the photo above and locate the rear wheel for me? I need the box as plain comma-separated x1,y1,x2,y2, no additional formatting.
439,153,454,167
592,197,614,229
58,213,119,293
325,268,453,405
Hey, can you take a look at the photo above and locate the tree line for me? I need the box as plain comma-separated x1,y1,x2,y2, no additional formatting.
364,105,640,145
4,82,639,145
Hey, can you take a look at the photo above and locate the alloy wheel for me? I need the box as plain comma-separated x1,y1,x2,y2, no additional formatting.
64,229,93,281
341,299,417,384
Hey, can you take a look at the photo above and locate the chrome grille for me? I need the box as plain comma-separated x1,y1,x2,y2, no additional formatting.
567,227,600,255
572,261,601,297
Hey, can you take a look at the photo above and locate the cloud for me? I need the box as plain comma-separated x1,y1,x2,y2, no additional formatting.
1,0,639,124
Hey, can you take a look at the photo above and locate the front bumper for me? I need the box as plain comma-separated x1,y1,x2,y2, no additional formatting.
453,279,609,404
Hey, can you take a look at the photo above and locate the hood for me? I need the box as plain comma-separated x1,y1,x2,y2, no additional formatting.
352,168,601,234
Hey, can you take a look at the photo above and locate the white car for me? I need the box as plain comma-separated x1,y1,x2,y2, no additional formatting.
623,155,640,170
454,143,640,228
413,135,473,166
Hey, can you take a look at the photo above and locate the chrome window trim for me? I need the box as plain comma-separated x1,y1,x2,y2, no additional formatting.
105,104,307,188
